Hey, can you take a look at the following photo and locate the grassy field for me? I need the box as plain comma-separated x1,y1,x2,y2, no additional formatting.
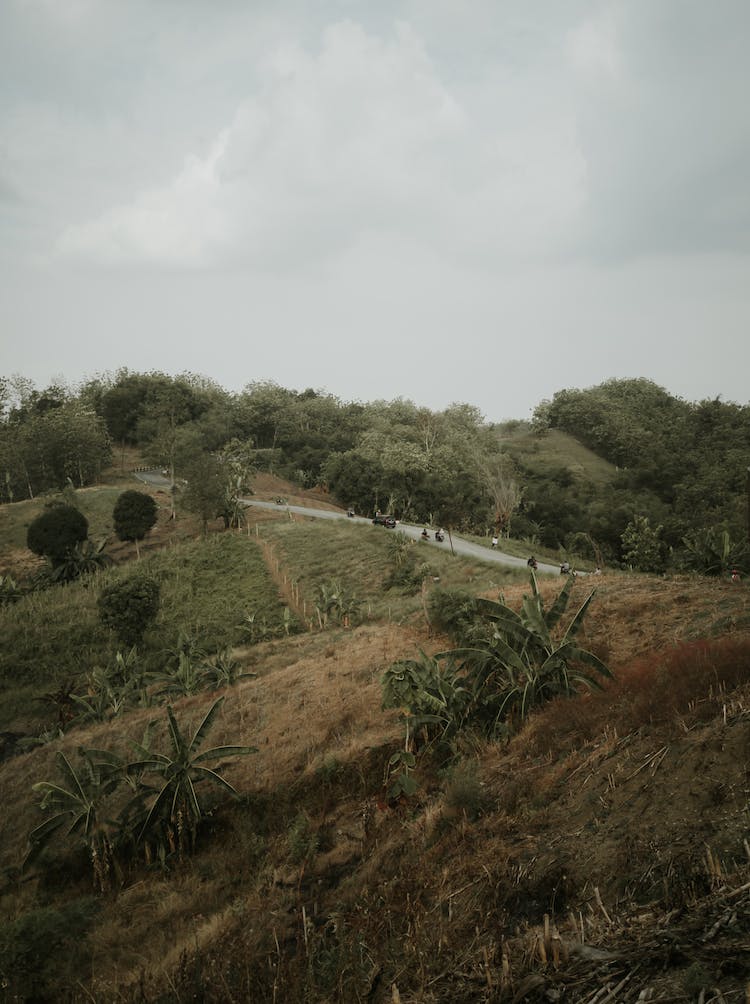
498,426,618,485
0,532,292,733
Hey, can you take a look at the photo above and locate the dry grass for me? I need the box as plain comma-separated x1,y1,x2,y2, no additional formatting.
3,479,750,1002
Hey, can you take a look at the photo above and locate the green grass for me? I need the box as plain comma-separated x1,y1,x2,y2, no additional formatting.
257,517,528,622
497,427,617,487
0,481,146,559
0,533,291,733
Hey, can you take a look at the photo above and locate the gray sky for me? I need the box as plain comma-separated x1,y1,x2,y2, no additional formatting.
1,0,749,421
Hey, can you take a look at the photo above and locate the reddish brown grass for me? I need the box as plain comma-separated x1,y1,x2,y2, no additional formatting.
519,634,750,757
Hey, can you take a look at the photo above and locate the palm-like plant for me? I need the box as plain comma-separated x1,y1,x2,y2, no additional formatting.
382,650,471,741
201,648,256,690
127,696,256,857
24,749,124,890
152,650,210,698
457,571,611,727
50,539,112,583
316,580,362,627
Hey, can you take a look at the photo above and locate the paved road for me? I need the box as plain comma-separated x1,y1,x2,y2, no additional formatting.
134,469,562,575
239,498,562,575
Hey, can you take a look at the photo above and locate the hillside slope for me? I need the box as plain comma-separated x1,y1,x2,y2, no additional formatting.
1,500,749,1001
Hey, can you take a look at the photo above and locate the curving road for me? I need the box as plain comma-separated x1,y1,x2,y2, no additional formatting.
238,498,562,575
133,469,563,575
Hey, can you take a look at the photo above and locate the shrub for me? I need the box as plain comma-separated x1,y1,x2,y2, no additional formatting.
428,588,480,641
26,503,89,566
113,490,158,556
0,898,98,1000
97,574,161,648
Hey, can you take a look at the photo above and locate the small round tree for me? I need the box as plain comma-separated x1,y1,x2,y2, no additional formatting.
97,575,160,649
27,503,89,567
113,490,158,558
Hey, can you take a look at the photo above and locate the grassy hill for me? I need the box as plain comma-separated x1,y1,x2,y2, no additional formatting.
1,475,750,1001
497,427,619,486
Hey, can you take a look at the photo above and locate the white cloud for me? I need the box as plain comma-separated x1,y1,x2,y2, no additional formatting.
566,7,622,83
57,19,585,269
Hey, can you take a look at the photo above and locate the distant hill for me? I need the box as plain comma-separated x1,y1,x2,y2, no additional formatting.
498,426,618,488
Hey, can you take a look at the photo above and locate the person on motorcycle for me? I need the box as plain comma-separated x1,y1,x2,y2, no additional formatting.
421,528,429,540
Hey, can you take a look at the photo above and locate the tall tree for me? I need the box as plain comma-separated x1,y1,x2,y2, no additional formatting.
113,490,159,558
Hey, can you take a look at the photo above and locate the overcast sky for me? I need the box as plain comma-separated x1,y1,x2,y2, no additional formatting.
1,0,748,422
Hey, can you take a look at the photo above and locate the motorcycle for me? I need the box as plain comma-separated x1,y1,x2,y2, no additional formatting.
435,531,445,542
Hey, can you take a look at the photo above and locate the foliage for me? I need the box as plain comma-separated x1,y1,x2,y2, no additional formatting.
24,748,125,889
0,899,99,1001
382,651,471,741
427,588,480,641
287,812,320,865
0,398,111,502
26,502,89,566
383,533,430,592
679,527,750,576
98,574,161,648
127,697,256,856
201,648,257,689
0,573,22,604
384,748,418,800
113,489,158,555
456,572,612,727
46,538,112,583
70,648,149,724
181,451,229,534
24,699,255,886
385,573,611,740
621,515,666,573
315,579,362,627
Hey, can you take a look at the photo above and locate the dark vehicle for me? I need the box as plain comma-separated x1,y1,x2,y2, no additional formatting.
372,514,397,528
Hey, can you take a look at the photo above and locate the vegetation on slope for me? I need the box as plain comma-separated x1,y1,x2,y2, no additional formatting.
1,474,749,1000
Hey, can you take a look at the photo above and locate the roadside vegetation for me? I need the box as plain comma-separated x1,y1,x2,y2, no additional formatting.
1,370,749,1001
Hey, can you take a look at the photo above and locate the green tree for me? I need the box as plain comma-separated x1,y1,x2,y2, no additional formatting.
473,449,523,537
97,575,160,648
27,503,89,567
621,515,665,572
113,490,158,558
181,452,227,535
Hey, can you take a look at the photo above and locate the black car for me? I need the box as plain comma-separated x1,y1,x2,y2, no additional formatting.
372,514,397,528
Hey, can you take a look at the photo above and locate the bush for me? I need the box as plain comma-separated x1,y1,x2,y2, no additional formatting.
428,588,480,641
97,574,161,648
26,503,89,566
0,898,98,1000
113,490,158,552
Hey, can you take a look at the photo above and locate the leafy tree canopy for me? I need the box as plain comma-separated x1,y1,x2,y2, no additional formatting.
27,503,89,566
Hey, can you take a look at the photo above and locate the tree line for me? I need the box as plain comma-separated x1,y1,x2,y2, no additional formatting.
2,370,748,574
520,377,750,572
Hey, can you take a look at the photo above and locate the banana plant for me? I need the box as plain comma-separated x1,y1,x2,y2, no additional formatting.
127,696,256,857
453,571,612,729
201,648,256,690
382,650,471,740
24,748,124,890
